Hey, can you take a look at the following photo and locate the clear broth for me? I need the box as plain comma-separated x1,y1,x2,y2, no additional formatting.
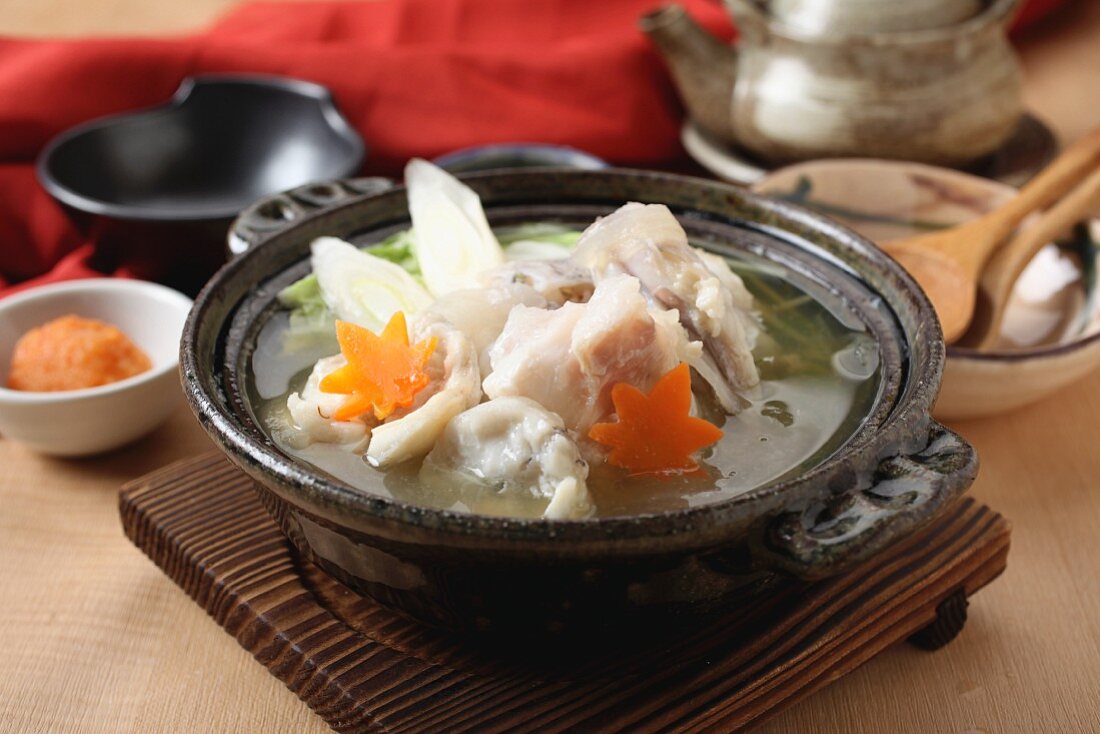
250,243,881,519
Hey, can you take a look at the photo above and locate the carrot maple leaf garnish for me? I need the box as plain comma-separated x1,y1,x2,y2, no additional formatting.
588,363,723,475
319,312,437,422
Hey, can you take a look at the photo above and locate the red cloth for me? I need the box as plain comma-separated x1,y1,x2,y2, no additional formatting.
1013,0,1069,31
0,0,731,296
0,0,1071,296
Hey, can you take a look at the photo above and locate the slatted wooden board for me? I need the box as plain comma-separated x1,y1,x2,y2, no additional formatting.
119,453,1010,733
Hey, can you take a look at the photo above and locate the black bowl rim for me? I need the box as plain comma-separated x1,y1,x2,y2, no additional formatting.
35,74,366,223
183,167,946,544
432,143,609,172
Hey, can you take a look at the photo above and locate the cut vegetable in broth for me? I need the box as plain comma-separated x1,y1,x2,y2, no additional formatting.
589,363,724,475
366,313,482,468
311,237,433,332
319,314,437,422
250,181,880,521
406,158,504,296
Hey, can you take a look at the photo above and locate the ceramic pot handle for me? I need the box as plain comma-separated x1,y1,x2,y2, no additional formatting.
758,421,978,580
227,177,396,258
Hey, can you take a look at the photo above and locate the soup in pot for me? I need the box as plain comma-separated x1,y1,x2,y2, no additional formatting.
248,160,880,520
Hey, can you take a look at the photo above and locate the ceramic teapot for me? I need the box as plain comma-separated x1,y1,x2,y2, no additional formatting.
771,0,983,34
641,0,1023,166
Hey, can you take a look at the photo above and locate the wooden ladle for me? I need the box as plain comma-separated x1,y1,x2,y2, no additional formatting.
883,127,1100,343
960,166,1100,349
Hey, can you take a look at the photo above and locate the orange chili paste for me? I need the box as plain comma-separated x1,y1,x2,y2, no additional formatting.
7,315,152,392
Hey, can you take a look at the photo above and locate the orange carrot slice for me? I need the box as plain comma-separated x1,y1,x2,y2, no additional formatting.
588,363,723,475
319,312,437,421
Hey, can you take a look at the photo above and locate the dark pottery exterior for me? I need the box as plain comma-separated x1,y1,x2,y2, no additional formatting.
182,169,977,635
432,143,608,174
36,75,364,295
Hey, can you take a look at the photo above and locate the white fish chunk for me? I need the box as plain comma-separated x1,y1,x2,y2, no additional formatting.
419,285,546,378
696,249,756,313
420,397,593,520
364,389,470,469
483,275,683,436
480,258,594,306
285,355,370,448
572,203,760,395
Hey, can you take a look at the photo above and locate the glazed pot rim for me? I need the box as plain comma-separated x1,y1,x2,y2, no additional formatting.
948,332,1100,361
182,167,946,546
728,0,1017,47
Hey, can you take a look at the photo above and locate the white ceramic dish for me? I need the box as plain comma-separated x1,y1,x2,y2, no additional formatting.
754,158,1100,421
0,279,192,456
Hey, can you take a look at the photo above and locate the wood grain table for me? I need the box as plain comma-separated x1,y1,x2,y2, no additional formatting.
2,2,1100,732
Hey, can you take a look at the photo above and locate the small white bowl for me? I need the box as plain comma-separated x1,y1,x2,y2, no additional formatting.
754,159,1100,421
0,279,192,456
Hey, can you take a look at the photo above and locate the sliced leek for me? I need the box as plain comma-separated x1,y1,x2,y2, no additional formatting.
405,158,503,296
311,237,433,333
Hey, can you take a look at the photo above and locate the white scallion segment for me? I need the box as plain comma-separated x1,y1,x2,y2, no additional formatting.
311,237,433,332
503,240,572,261
405,158,504,296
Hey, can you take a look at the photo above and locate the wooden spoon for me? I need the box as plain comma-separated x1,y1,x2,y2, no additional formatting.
883,127,1100,343
959,166,1100,349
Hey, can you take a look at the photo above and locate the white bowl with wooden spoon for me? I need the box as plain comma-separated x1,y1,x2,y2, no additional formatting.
754,158,1100,420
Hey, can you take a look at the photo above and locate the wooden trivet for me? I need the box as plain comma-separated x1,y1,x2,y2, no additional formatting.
120,453,1010,733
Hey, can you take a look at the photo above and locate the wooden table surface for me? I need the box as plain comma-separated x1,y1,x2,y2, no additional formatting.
2,2,1100,732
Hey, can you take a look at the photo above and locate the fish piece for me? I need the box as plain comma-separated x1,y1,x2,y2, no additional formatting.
365,389,470,468
482,299,584,421
480,259,594,306
419,285,546,378
572,203,760,394
366,315,481,468
695,249,762,362
420,397,593,520
483,275,683,436
285,355,371,448
696,249,756,313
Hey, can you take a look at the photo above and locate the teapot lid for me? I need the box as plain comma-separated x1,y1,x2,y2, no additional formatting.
767,0,984,35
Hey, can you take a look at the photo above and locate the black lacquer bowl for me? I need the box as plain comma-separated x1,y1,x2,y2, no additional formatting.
37,75,364,294
182,169,977,635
